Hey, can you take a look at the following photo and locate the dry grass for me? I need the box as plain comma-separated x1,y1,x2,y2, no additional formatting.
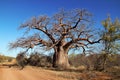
40,66,113,80
54,71,112,80
105,66,120,80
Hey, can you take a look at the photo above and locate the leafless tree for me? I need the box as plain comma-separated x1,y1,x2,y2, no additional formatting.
9,9,101,68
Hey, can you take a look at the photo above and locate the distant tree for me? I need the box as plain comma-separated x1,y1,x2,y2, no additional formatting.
96,16,120,71
9,9,101,69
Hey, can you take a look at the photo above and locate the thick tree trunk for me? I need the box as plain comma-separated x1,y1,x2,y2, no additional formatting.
53,47,70,69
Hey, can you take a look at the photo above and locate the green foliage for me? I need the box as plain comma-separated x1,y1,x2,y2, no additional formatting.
97,17,120,71
98,16,120,70
102,16,120,54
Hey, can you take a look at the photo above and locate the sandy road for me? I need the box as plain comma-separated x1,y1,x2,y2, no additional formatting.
0,66,66,80
0,66,113,80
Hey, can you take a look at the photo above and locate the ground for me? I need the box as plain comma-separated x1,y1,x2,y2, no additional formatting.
0,65,113,80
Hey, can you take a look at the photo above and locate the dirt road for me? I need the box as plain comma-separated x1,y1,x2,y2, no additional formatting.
0,66,113,80
0,66,66,80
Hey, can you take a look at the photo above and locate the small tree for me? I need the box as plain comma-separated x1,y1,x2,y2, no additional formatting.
102,16,120,54
96,16,120,71
9,9,101,68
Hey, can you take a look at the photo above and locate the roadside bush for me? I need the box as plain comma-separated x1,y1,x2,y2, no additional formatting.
28,52,52,67
69,53,120,71
69,54,92,70
8,57,13,62
28,53,41,66
16,52,28,69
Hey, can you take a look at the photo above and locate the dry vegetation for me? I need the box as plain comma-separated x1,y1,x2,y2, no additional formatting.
0,53,119,80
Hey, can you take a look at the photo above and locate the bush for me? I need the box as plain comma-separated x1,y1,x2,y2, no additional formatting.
28,52,52,67
28,53,41,66
69,54,91,70
8,58,13,62
69,53,120,71
16,52,28,69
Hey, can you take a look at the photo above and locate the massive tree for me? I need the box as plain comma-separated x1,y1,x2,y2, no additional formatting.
9,9,101,68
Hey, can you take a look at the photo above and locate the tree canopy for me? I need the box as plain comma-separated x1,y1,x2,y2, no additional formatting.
102,16,120,54
9,9,101,68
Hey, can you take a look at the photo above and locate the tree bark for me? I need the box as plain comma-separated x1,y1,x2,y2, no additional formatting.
53,46,70,69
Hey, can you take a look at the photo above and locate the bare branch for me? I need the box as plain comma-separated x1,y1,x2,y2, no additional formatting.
10,9,100,56
87,39,102,45
19,16,56,44
9,34,53,50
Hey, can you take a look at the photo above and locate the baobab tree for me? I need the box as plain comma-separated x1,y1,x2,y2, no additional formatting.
9,9,101,68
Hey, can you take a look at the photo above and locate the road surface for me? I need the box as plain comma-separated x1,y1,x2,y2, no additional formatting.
0,66,113,80
0,66,66,80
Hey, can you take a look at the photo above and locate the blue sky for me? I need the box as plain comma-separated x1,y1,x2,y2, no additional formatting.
0,0,120,57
